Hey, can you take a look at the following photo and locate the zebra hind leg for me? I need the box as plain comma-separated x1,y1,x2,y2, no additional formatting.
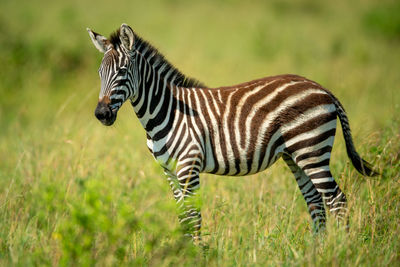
282,154,326,232
293,145,348,225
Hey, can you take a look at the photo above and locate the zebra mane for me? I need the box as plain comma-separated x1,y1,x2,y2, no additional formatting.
109,29,206,88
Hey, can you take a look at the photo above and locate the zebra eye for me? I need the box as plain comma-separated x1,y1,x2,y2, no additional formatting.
118,68,127,75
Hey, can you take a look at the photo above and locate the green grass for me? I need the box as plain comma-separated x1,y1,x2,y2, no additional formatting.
1,0,399,265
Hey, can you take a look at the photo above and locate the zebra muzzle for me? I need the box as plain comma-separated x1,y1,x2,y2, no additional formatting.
95,101,117,126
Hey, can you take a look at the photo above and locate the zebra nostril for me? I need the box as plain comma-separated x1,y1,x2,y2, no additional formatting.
95,106,112,121
104,108,112,119
95,109,104,120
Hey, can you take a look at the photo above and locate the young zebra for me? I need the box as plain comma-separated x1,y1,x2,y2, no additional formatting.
87,23,377,241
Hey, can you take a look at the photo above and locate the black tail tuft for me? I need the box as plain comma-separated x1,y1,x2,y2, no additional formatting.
327,91,379,177
346,147,379,176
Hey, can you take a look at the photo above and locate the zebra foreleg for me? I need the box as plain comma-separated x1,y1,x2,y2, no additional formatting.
164,164,202,241
164,170,183,202
177,163,202,241
282,154,326,232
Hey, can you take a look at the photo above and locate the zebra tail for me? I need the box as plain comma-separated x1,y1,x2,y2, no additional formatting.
328,92,379,176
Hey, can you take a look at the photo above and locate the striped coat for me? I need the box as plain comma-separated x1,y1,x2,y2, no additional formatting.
88,24,377,241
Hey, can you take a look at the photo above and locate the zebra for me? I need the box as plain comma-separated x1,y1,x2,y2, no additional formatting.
87,23,377,241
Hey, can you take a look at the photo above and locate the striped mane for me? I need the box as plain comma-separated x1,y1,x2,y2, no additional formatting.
109,29,206,89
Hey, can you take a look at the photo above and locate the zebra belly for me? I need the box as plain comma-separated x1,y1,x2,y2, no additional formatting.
201,132,285,176
201,148,283,176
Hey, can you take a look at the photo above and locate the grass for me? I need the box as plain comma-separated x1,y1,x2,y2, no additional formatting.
0,0,399,265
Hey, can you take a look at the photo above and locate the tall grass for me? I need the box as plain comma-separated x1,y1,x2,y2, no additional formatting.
0,0,399,265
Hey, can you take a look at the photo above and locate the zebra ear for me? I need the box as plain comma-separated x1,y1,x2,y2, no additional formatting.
87,28,111,53
119,23,135,50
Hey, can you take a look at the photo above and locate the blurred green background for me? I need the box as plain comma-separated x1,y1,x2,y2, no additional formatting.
0,0,399,265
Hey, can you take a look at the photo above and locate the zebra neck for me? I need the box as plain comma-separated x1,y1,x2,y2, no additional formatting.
131,34,204,89
129,37,204,140
128,56,176,143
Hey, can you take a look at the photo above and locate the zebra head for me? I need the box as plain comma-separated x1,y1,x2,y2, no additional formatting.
87,24,138,126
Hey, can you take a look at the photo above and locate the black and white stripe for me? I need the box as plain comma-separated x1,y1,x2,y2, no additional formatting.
88,24,377,240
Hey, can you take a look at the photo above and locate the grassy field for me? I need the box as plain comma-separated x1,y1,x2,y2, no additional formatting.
1,0,400,265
